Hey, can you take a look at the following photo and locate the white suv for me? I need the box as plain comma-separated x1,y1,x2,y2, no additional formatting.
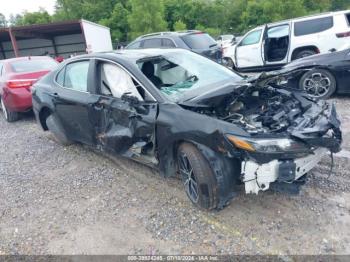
223,10,350,72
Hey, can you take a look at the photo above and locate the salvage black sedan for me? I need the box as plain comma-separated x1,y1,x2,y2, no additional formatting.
282,45,350,99
32,49,342,210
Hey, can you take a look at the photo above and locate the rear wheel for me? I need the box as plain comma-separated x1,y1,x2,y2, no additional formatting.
46,115,72,146
0,97,19,122
299,69,336,99
177,143,218,210
294,49,316,60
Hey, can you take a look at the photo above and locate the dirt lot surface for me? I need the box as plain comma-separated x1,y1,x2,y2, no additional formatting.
0,97,349,255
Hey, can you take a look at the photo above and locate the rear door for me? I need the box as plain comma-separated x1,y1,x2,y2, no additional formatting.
235,27,265,68
90,60,158,156
53,60,98,145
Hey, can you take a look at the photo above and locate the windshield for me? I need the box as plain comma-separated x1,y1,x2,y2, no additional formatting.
137,50,242,102
181,33,217,49
11,58,58,73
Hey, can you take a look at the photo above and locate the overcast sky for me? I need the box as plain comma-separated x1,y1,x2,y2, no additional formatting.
1,0,56,19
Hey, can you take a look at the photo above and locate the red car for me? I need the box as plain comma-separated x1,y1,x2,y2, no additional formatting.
0,56,58,122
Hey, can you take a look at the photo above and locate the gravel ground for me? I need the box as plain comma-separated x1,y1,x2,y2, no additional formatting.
0,97,349,255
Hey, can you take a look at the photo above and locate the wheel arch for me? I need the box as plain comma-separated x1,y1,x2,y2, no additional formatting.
291,45,319,60
38,105,53,130
164,139,241,209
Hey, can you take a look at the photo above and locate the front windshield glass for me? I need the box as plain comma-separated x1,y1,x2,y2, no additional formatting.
137,50,242,102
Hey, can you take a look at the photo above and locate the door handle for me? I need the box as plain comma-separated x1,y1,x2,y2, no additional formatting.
50,92,59,98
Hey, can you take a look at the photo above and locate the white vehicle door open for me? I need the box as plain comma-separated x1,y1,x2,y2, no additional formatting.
235,28,264,68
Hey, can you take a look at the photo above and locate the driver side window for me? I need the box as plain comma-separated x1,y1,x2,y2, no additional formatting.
240,29,262,46
99,62,145,101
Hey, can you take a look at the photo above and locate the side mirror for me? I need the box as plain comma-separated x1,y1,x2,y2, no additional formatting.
121,92,140,106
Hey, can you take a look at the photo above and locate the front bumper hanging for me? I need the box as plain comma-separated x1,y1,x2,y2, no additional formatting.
242,148,327,194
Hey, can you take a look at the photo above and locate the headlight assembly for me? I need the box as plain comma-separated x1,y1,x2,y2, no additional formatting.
226,134,309,153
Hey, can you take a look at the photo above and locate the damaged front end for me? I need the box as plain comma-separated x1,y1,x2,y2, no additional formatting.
183,76,342,195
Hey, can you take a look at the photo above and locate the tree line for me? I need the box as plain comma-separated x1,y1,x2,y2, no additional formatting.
0,0,349,43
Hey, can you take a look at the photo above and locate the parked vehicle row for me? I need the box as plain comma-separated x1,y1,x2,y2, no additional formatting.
223,10,350,72
126,30,223,63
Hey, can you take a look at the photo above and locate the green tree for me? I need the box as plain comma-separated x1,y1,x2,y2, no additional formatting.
174,20,187,31
100,3,129,42
0,13,7,27
12,8,52,26
330,0,350,10
195,24,221,38
128,0,168,39
240,0,306,32
303,0,330,13
53,0,122,22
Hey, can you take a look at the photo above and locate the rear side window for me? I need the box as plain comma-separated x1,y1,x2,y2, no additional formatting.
162,38,176,48
10,58,57,73
294,16,334,36
127,41,141,49
63,61,89,92
181,33,217,49
143,38,162,48
346,13,350,26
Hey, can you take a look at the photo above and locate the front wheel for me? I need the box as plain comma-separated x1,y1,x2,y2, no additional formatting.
299,69,336,99
1,97,19,122
177,143,218,210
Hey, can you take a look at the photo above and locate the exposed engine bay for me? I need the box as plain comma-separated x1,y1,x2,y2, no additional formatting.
196,85,331,135
186,83,341,195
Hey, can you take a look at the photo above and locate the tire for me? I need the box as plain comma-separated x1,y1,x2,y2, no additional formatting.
223,57,234,69
0,97,19,122
177,143,218,210
299,69,336,99
294,49,316,60
46,115,72,146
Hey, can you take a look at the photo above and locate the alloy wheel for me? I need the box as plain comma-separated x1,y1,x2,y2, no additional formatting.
302,72,331,98
178,153,199,203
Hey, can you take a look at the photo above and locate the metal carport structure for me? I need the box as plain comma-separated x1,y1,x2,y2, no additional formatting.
0,20,111,60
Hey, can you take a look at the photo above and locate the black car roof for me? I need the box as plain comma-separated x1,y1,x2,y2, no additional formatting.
135,30,202,40
77,48,189,63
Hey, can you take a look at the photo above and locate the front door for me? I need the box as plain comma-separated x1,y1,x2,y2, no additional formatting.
235,27,265,68
264,24,291,65
90,60,158,156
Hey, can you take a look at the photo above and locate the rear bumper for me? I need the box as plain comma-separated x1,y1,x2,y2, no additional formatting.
2,87,32,112
242,148,327,194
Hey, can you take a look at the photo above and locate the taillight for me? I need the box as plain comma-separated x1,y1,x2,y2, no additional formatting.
336,31,350,38
6,79,36,89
